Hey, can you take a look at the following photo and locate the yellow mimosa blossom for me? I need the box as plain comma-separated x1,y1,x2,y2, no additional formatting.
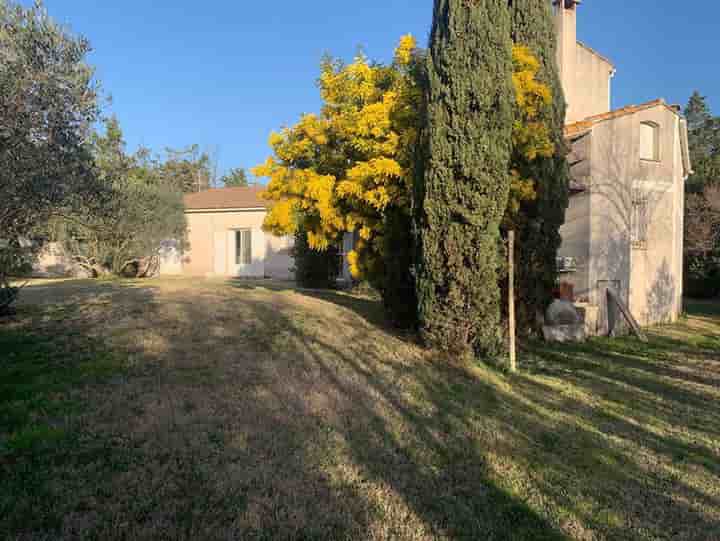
255,38,555,279
254,35,422,282
505,45,556,228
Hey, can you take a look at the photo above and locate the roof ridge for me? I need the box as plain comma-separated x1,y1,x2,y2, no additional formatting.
183,184,270,211
564,99,678,137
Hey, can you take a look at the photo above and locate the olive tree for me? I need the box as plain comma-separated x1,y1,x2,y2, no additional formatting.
0,0,99,307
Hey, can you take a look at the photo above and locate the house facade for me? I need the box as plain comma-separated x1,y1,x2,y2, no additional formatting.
165,186,295,280
167,186,356,281
554,0,691,334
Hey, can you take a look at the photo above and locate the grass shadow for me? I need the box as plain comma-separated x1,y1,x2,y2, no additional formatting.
4,280,719,540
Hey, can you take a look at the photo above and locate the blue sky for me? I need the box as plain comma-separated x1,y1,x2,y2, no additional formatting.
36,1,719,180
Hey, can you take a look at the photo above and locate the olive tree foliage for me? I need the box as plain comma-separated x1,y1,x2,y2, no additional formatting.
53,117,187,277
0,0,100,310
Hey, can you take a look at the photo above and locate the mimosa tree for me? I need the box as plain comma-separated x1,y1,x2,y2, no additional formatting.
255,27,562,337
253,35,423,325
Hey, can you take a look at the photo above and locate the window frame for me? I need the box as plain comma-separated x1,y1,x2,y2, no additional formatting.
234,228,252,265
639,121,661,163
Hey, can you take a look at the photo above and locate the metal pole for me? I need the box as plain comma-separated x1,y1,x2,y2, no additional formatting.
509,230,517,373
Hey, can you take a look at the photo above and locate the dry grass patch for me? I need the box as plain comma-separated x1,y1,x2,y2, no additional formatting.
1,278,719,540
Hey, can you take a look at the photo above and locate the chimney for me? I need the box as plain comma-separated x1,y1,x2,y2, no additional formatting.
555,0,580,122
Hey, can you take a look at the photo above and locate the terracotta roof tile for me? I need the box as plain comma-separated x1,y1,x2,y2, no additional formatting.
564,99,679,137
184,185,269,211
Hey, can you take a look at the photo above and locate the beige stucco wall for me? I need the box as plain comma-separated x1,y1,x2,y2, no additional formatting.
559,105,685,334
181,210,293,279
627,108,685,326
555,3,614,124
571,43,613,123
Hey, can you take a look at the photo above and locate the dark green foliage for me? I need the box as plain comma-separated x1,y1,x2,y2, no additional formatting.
683,93,720,294
507,0,570,334
378,52,427,331
293,227,340,289
684,254,720,299
684,91,720,193
416,0,514,355
381,206,418,329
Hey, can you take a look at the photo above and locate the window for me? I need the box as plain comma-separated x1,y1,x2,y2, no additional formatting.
235,229,252,265
631,191,649,249
639,121,660,161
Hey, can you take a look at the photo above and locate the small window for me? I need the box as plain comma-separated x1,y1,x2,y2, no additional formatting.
235,229,252,265
631,191,649,249
640,121,660,161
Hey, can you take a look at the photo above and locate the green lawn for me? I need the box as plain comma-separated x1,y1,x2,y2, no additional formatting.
1,278,718,540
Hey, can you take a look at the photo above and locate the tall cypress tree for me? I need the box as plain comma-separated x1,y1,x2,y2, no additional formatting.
508,0,570,333
416,0,514,355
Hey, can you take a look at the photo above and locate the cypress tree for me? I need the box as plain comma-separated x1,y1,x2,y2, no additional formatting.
508,0,570,333
416,0,514,355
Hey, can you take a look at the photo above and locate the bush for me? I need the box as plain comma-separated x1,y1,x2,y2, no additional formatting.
0,285,19,314
684,254,720,299
292,227,340,289
0,237,37,315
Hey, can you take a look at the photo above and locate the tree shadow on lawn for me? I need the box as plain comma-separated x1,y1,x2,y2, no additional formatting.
185,284,719,539
6,279,568,540
290,323,720,541
226,278,403,337
5,279,720,540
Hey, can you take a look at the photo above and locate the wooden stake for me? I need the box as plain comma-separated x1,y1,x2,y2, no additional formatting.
508,230,517,373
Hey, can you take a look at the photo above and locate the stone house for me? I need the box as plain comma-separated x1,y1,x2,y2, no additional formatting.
554,0,691,334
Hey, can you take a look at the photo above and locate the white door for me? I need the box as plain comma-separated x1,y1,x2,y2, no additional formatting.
228,228,265,277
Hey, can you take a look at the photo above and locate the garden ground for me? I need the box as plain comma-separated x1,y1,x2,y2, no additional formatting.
1,278,719,540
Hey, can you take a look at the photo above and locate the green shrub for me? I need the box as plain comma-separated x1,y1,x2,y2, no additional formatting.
684,254,720,298
292,227,340,289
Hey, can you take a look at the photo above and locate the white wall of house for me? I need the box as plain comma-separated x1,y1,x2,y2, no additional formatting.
179,209,293,279
559,105,686,333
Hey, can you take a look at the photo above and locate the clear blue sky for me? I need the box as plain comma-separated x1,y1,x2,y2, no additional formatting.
35,0,719,180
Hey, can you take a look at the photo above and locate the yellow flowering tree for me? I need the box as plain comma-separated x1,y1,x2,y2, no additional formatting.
253,35,422,286
505,44,555,227
254,38,554,328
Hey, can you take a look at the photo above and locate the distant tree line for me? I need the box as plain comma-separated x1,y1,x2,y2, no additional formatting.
684,92,720,298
